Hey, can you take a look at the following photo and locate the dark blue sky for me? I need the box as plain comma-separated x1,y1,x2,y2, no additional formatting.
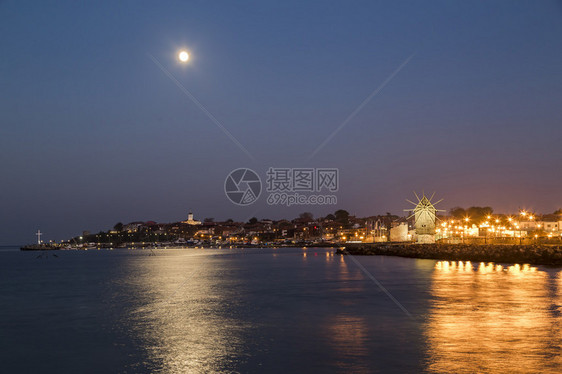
1,1,561,244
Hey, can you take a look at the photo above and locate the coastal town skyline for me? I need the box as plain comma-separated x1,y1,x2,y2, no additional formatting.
8,193,562,246
33,203,562,247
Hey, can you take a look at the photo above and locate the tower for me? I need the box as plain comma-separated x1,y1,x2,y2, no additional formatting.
183,211,201,225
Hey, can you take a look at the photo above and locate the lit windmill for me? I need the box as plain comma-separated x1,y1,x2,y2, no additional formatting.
405,192,444,243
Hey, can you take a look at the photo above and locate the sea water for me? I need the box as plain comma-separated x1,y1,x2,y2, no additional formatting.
1,247,561,373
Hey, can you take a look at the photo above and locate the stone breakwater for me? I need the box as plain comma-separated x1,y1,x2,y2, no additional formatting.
337,243,562,266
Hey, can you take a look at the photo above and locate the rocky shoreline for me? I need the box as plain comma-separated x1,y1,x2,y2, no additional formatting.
337,243,562,266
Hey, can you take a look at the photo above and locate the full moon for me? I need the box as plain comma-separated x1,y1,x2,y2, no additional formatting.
178,51,189,62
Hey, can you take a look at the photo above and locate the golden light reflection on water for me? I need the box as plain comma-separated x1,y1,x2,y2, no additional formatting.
125,251,246,373
426,261,562,373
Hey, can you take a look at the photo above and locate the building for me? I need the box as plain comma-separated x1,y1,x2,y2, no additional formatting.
390,222,409,242
183,212,201,225
520,219,562,235
405,193,443,244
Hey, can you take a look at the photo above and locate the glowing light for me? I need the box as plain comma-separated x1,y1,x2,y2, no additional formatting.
478,262,486,272
178,50,189,62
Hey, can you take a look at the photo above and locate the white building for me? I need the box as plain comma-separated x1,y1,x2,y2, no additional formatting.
183,212,202,225
390,223,409,242
520,220,562,233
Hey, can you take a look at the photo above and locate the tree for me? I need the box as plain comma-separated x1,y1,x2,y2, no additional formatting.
204,217,214,223
248,217,258,224
554,209,562,216
299,212,314,221
325,214,335,221
335,209,350,224
113,222,123,232
449,207,466,219
466,206,494,223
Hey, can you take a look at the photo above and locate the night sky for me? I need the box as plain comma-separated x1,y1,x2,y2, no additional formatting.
1,1,561,245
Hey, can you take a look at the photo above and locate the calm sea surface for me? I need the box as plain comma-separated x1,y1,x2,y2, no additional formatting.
1,247,562,373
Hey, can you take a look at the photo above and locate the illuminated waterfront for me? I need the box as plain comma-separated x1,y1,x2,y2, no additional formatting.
427,260,562,373
1,248,562,373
